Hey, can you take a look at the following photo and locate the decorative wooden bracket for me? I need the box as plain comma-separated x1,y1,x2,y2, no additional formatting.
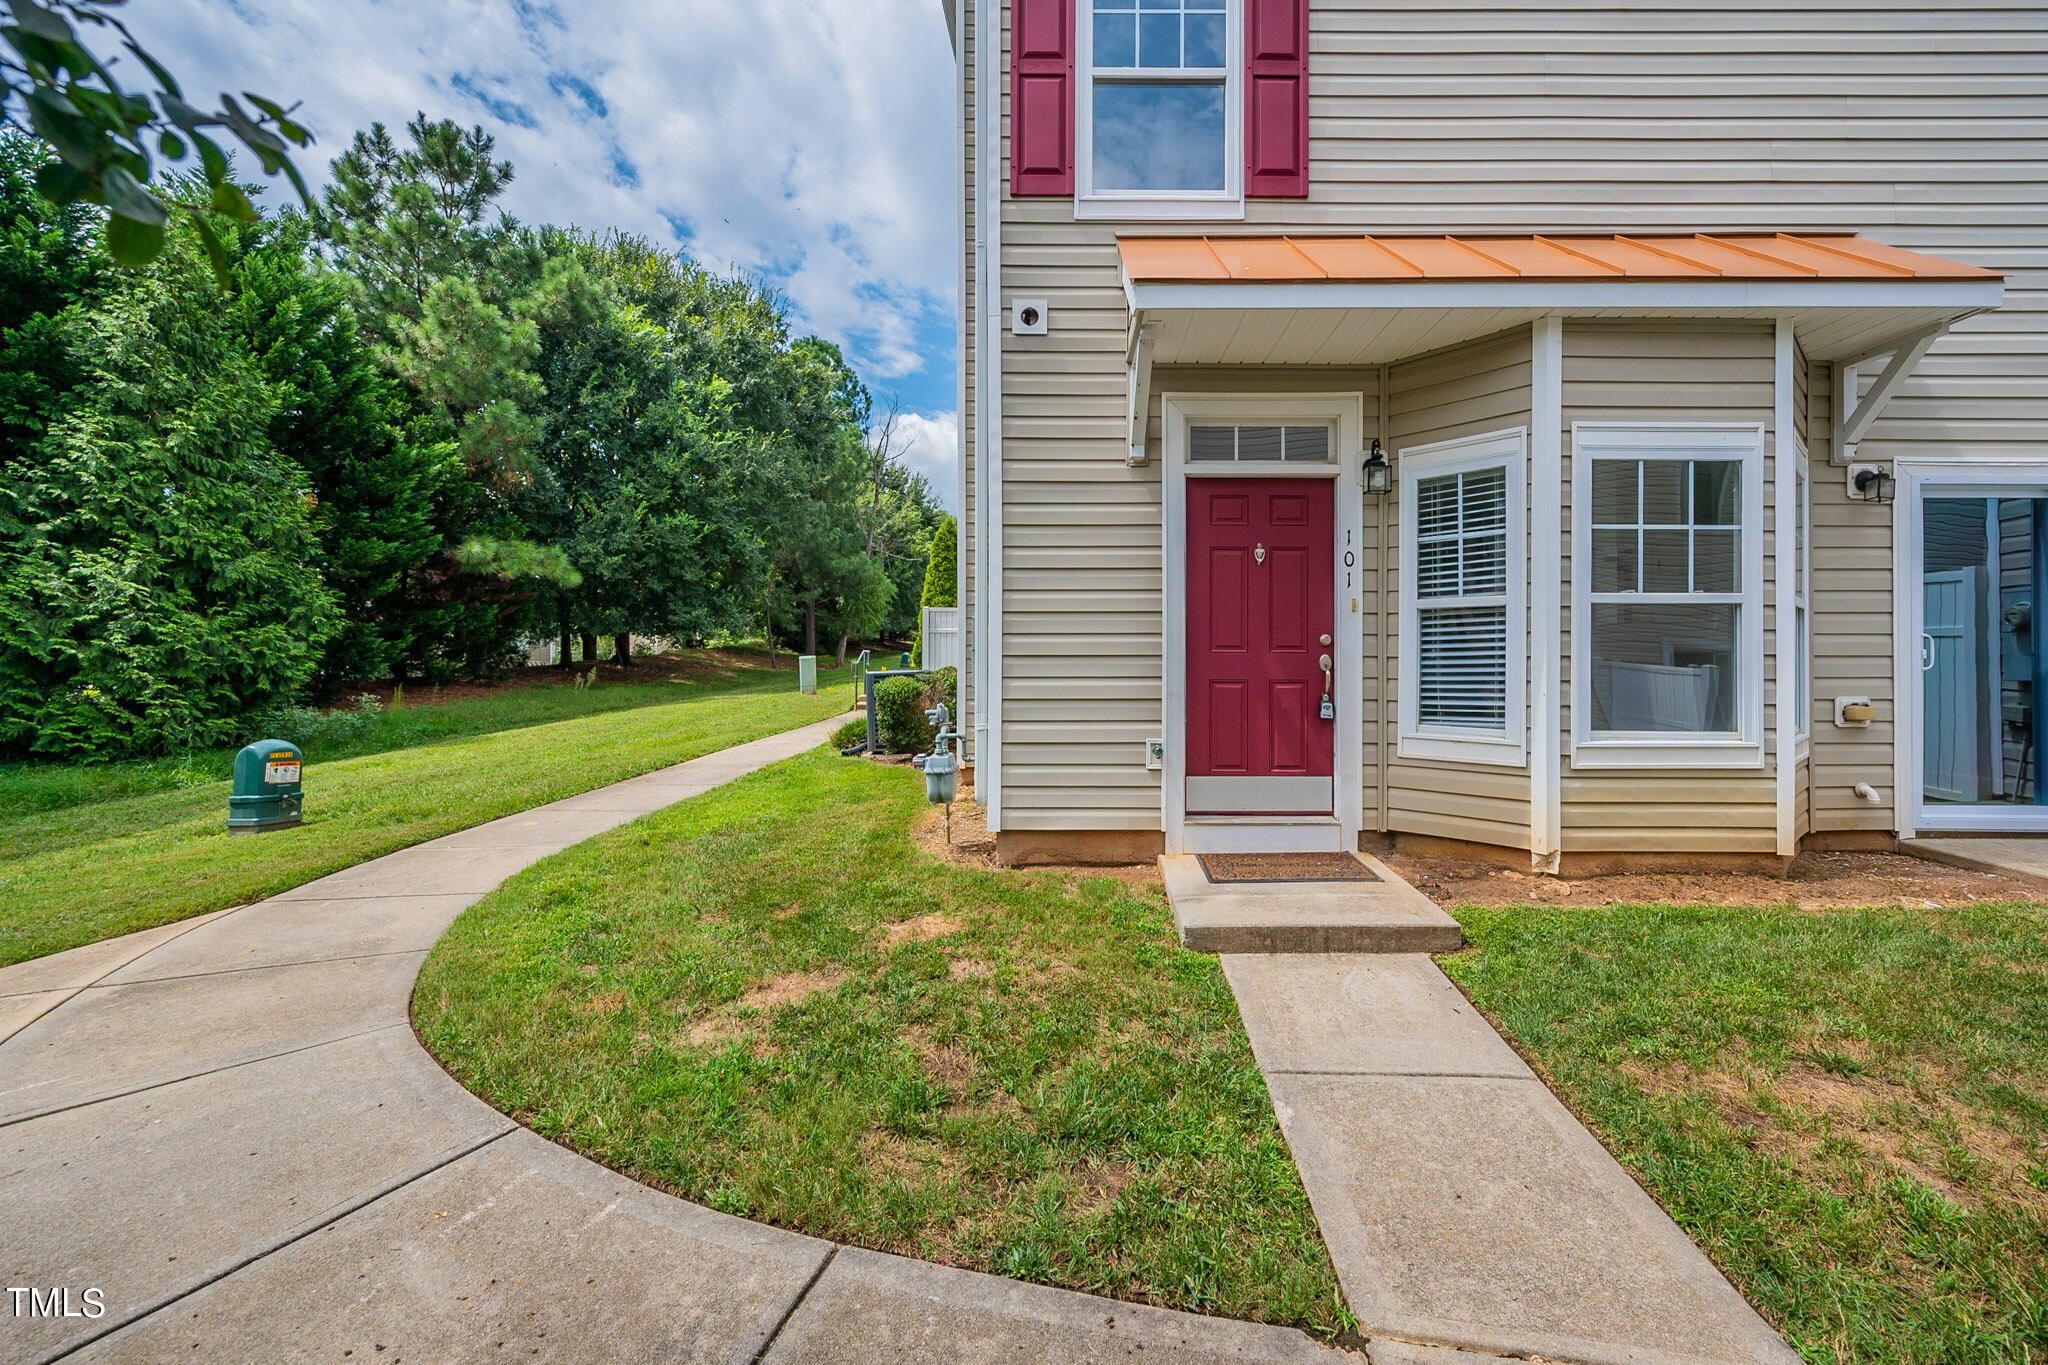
1833,322,1948,465
1125,313,1156,466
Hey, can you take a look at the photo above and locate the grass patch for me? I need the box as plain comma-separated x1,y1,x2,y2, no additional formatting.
415,750,1346,1333
0,655,851,966
1442,902,2048,1365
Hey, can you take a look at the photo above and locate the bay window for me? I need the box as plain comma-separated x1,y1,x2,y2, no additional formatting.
1399,428,1527,765
1572,424,1766,767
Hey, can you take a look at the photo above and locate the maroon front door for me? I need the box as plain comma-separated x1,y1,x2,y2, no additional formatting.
1187,479,1336,814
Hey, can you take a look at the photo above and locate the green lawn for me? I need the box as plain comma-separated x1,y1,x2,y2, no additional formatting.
1443,903,2048,1365
0,654,852,967
415,750,1348,1334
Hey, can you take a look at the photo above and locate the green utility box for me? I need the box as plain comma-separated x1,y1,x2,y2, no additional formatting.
228,739,305,834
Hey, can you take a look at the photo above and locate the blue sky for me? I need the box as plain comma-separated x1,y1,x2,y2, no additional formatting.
126,0,962,505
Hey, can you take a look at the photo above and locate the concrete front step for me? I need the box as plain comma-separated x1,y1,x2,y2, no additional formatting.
1161,853,1464,954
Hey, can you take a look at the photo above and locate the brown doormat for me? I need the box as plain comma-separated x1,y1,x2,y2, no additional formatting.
1198,852,1380,884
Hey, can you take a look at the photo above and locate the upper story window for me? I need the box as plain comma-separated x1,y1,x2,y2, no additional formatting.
1009,0,1309,209
1079,0,1241,215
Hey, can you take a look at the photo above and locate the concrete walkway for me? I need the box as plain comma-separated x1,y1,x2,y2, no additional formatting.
0,719,1333,1365
1223,953,1801,1365
1902,834,2048,883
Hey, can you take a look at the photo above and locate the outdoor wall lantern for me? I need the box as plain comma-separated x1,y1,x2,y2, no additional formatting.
1847,462,1895,504
1362,438,1393,495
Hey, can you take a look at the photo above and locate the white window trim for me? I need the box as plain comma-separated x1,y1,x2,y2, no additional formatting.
1074,0,1244,221
1398,427,1529,767
1570,422,1767,770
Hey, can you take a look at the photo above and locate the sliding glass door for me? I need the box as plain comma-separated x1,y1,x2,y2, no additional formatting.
1917,490,2048,828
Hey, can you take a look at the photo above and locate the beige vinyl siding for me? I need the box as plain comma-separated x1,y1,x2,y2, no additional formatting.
977,0,2045,837
1384,330,1535,848
997,210,1155,827
1805,355,1897,831
1559,323,1780,854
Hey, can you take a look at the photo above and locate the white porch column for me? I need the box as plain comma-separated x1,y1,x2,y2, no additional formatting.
1529,316,1564,870
1774,318,1799,857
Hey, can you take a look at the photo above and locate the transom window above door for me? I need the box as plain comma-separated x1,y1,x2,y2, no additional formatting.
1079,0,1241,212
1188,424,1331,463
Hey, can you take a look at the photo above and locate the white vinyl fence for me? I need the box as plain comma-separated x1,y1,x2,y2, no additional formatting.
920,606,963,672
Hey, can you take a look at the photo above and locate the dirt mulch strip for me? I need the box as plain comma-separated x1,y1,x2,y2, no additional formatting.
901,772,2048,909
1387,847,2048,911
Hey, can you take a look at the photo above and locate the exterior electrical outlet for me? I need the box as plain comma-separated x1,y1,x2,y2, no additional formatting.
228,739,305,834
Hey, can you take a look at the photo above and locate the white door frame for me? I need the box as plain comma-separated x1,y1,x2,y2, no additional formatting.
1894,461,2048,836
1161,393,1366,854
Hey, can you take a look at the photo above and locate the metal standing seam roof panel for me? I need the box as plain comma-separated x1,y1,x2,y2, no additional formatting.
1116,233,2003,284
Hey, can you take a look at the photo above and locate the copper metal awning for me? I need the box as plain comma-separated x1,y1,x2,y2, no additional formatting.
1112,233,2005,466
1118,233,1999,286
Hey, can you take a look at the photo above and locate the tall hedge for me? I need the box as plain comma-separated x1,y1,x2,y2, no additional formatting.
910,514,957,667
0,224,339,759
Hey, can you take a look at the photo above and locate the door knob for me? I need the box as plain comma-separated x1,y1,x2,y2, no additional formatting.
1319,653,1334,691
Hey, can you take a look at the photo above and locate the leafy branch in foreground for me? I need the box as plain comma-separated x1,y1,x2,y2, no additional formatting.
0,0,311,276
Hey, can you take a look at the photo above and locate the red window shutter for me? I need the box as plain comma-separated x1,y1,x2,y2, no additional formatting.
1011,0,1074,196
1244,0,1309,197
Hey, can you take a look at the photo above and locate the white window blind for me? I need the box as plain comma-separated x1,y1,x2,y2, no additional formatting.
1415,467,1510,730
1397,428,1527,765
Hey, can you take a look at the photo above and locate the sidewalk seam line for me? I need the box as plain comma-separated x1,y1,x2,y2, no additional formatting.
0,1023,407,1130
1262,1068,1539,1080
748,1244,838,1365
87,948,431,990
41,1125,516,1365
0,904,261,1046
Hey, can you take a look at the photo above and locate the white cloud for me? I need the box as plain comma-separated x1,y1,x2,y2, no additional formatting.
887,410,961,512
121,0,958,400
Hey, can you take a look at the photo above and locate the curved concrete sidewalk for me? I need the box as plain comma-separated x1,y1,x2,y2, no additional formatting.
0,719,1337,1365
